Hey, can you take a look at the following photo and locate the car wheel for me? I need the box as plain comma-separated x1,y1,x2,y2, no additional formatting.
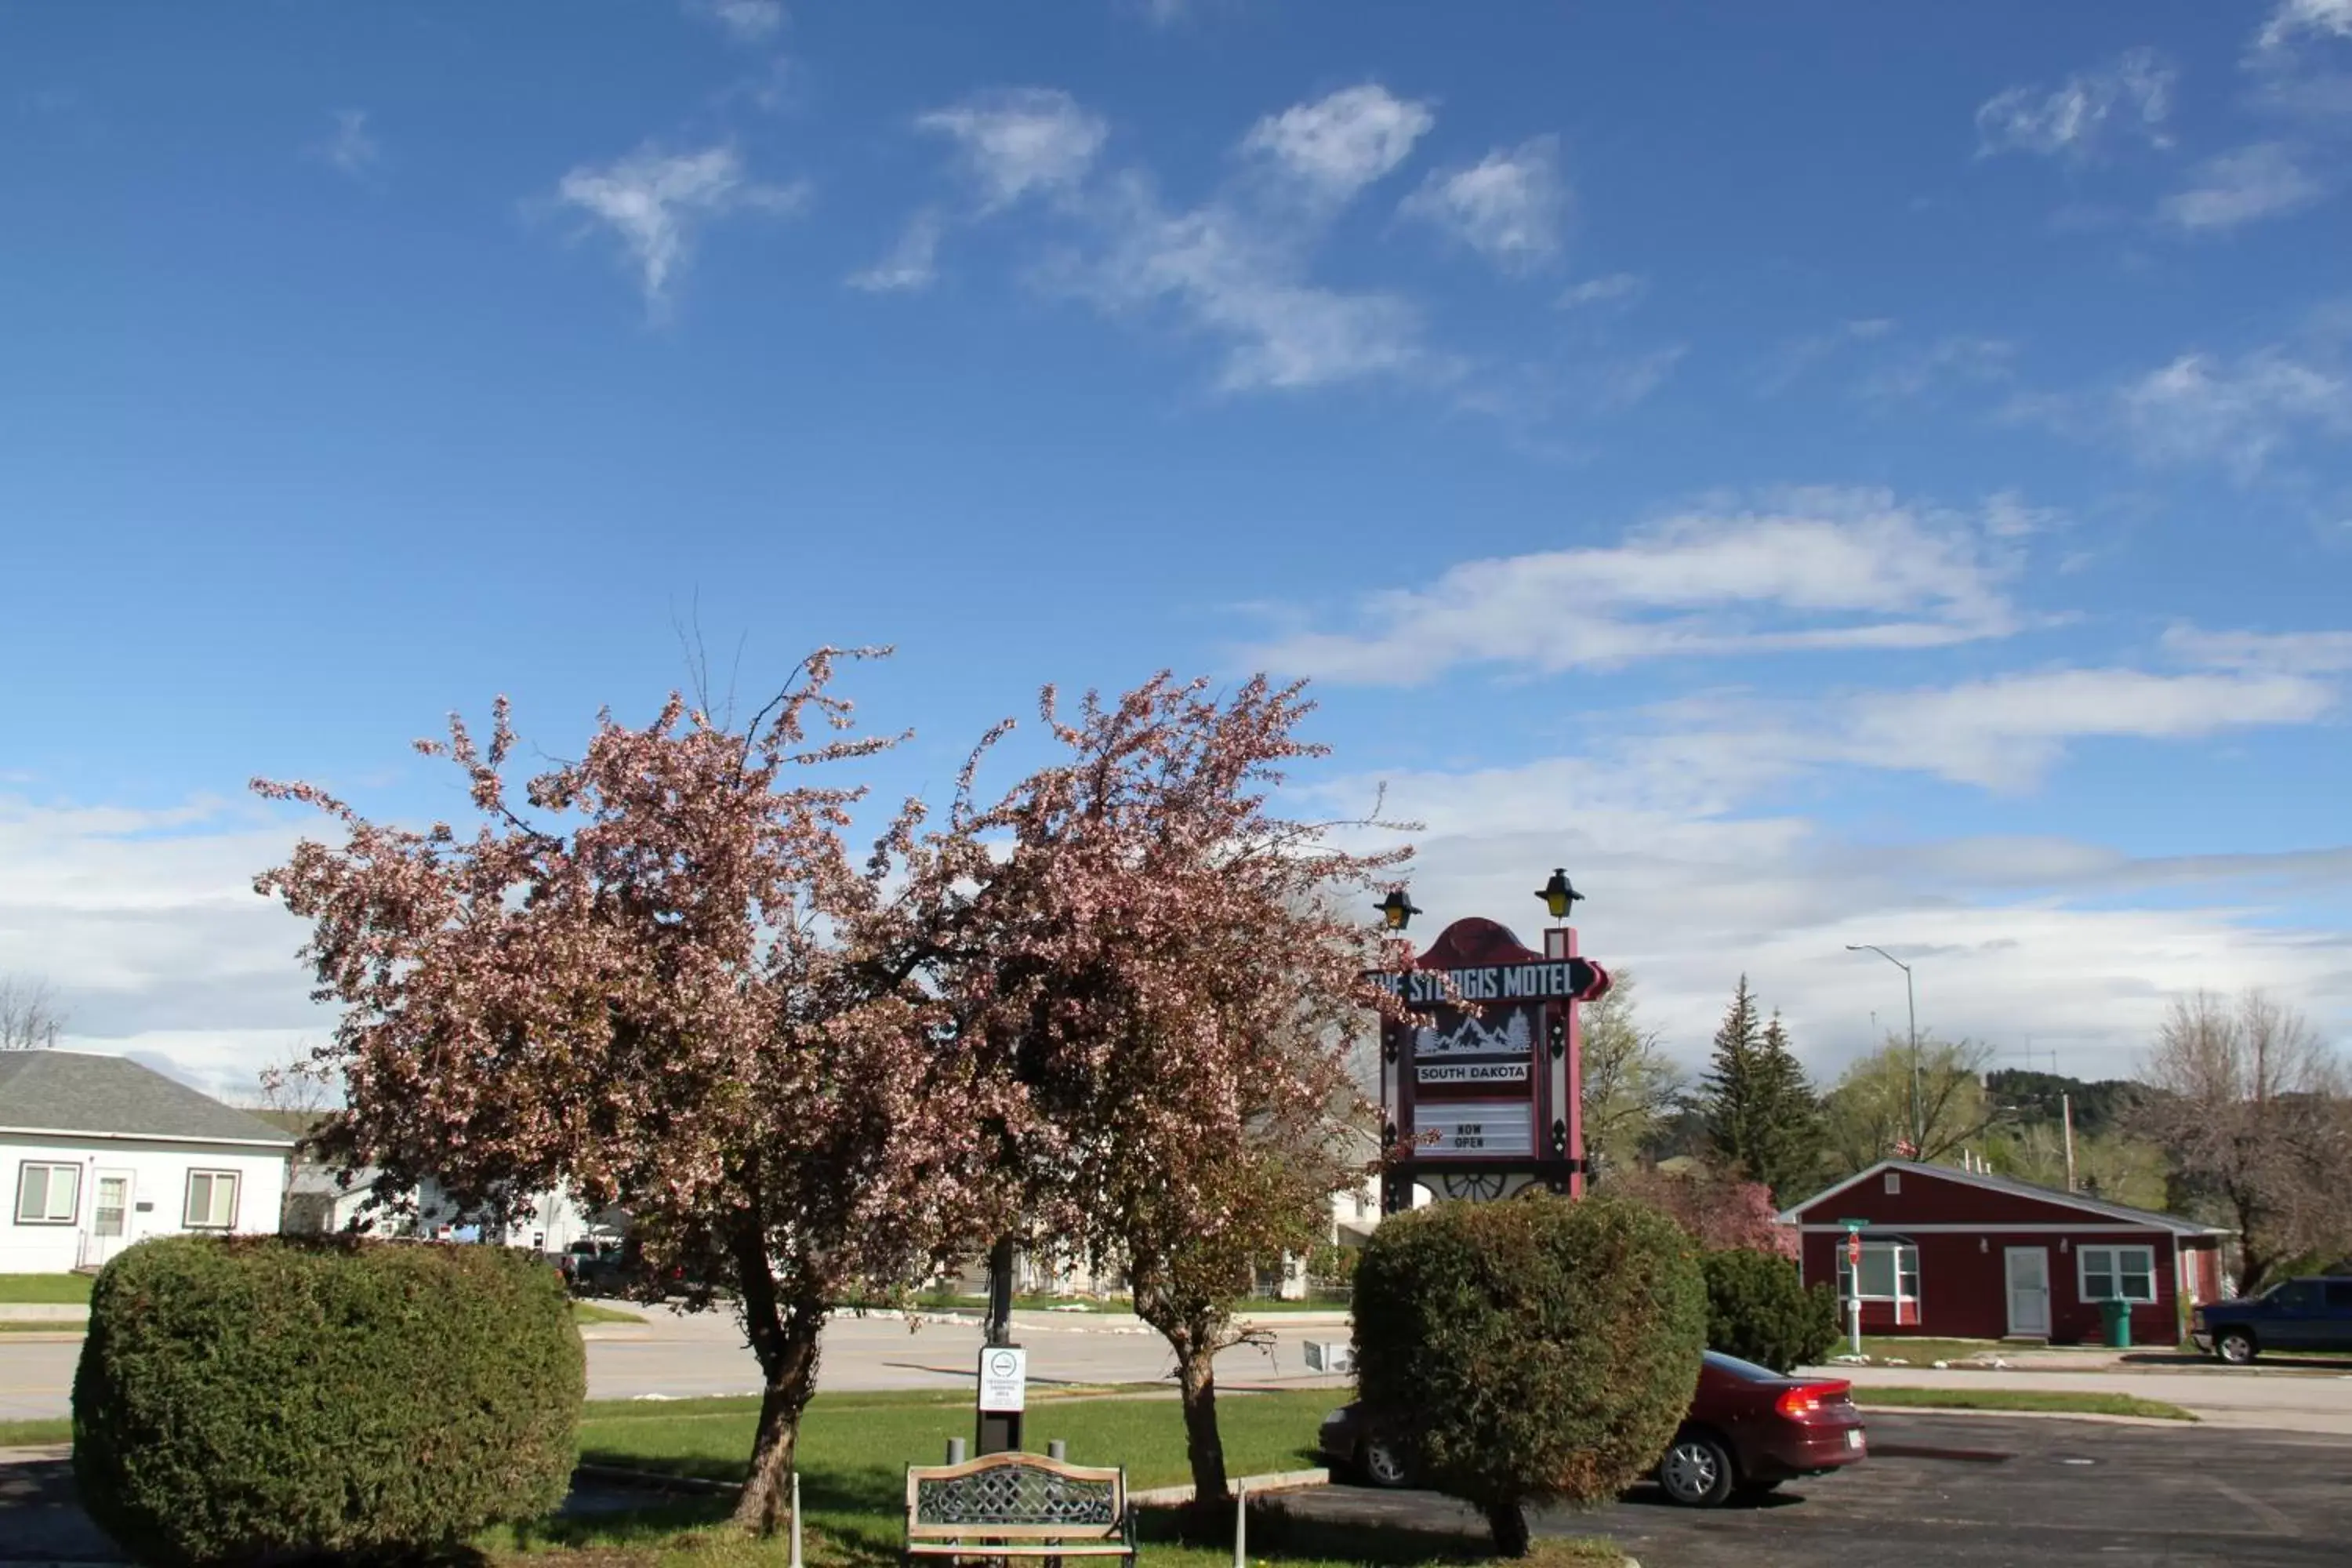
1359,1438,1413,1490
2216,1329,2257,1365
1657,1432,1737,1508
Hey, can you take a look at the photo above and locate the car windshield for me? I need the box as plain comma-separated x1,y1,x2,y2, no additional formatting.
1703,1350,1787,1382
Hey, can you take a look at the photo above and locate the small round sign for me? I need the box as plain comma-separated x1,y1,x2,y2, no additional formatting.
988,1350,1020,1379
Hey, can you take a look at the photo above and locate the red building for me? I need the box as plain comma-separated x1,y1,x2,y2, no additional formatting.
1780,1160,2230,1345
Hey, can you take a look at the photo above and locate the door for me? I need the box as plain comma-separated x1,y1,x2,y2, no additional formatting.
2324,1283,2352,1352
88,1171,134,1266
2005,1247,2051,1338
2263,1280,2323,1350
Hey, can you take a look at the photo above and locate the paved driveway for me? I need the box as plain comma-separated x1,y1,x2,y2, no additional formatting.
1285,1413,2352,1566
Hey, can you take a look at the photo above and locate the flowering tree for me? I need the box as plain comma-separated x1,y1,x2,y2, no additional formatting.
1606,1163,1795,1258
253,652,1013,1532
910,673,1411,1507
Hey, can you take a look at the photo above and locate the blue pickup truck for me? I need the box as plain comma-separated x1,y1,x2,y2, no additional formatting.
2190,1276,2352,1363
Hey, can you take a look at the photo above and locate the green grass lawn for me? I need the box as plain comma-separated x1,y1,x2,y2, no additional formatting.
0,1320,83,1334
1853,1386,2196,1421
0,1273,93,1304
497,1386,1631,1567
574,1302,648,1326
0,1417,72,1446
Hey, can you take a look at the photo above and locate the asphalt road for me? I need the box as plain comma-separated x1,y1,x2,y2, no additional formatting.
1285,1413,2352,1567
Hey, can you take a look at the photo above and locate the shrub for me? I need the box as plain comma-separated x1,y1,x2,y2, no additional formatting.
1700,1247,1839,1373
74,1236,583,1566
1352,1194,1706,1556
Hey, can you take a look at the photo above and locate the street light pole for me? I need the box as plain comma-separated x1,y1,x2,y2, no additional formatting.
1846,945,1920,1155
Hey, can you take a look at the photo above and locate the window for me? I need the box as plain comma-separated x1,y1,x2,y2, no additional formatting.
1884,1172,1901,1195
1837,1240,1922,1306
184,1171,240,1230
15,1163,81,1225
2325,1283,2352,1313
2078,1245,2156,1304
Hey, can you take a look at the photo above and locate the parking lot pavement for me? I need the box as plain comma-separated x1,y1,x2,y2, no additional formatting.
0,1308,1350,1421
1283,1414,2352,1567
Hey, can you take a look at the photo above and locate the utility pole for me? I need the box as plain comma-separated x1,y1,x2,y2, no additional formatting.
2060,1094,2078,1194
1846,946,1921,1153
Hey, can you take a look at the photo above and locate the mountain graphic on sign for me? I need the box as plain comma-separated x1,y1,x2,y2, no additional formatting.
1415,1008,1533,1059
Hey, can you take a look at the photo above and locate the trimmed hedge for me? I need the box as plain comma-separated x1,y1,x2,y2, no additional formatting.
1352,1195,1705,1554
74,1236,584,1566
1700,1247,1840,1374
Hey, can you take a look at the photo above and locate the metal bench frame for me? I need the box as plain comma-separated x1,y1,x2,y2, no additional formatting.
903,1452,1136,1564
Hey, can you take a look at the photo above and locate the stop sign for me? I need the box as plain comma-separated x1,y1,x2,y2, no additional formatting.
1846,1232,1863,1266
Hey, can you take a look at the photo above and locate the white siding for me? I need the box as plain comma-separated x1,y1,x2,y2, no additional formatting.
2,1132,291,1274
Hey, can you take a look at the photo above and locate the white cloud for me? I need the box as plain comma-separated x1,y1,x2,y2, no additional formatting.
917,89,1109,212
2114,347,2351,476
2165,622,2352,674
1759,317,1897,394
2256,0,2352,53
1976,48,2176,159
315,109,379,178
685,0,784,44
848,209,945,293
1239,84,1434,199
1246,488,2026,684
0,794,324,1101
1856,335,2018,401
554,143,809,314
1835,668,2336,790
1313,762,2352,1080
1074,177,1427,390
1557,272,1646,310
1399,136,1568,273
2158,142,2326,230
906,85,1443,394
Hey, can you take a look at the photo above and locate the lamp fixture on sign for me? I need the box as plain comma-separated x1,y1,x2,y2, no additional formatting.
1376,887,1422,931
1535,869,1583,921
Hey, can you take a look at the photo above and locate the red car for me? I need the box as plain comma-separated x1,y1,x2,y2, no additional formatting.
1317,1350,1866,1508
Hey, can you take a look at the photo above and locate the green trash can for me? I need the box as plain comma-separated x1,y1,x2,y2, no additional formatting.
2100,1298,2132,1348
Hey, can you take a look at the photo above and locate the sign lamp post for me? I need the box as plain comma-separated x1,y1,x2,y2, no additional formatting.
1534,869,1584,924
1376,887,1421,932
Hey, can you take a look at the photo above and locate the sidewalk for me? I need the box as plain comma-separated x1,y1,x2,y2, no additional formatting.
1828,1363,2352,1436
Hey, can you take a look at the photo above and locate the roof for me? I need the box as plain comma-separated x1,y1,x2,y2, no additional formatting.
287,1163,387,1198
1778,1159,2230,1239
0,1051,297,1147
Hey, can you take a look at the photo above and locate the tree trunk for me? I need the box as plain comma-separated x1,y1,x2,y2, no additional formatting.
1174,1340,1230,1507
727,1200,824,1534
734,1327,819,1534
1484,1497,1531,1559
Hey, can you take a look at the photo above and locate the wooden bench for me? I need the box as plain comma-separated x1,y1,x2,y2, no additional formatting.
903,1452,1136,1566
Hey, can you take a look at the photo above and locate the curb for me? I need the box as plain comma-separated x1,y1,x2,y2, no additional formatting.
1857,1403,2197,1426
0,1443,73,1462
1130,1468,1330,1507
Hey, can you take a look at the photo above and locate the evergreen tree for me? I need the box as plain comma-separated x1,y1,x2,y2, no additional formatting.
1700,980,1823,1204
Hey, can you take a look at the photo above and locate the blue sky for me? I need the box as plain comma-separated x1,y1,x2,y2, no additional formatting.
3,0,2349,1098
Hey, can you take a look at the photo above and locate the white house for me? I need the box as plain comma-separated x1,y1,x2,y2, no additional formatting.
2,1051,295,1273
283,1165,616,1255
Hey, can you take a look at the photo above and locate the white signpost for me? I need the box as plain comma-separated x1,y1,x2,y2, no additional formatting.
978,1345,1028,1413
